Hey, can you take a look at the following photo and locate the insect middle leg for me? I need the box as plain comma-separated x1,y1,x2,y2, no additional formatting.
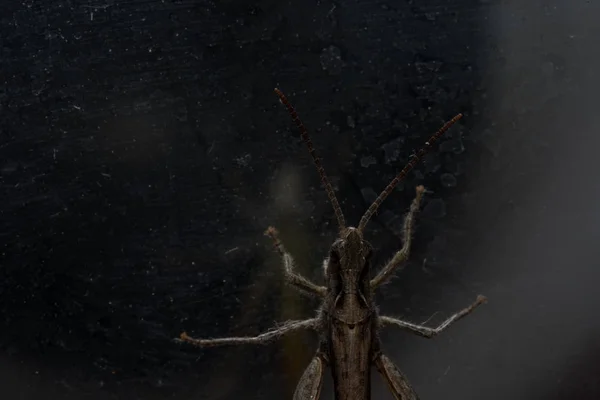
177,318,319,347
378,295,487,338
265,226,327,297
370,185,425,290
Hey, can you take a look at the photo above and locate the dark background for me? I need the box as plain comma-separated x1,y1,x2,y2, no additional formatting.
1,0,599,399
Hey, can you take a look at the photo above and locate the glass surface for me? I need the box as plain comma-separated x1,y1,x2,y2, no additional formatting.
1,1,599,399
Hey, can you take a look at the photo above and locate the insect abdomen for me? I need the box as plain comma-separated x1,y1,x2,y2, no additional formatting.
329,316,374,400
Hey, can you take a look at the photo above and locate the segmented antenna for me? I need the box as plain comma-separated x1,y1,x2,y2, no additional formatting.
357,113,463,232
274,88,346,232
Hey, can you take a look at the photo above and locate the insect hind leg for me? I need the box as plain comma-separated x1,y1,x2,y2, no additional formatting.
374,352,419,400
294,353,327,400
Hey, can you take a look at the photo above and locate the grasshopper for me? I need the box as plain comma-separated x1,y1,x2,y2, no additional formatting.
177,88,486,400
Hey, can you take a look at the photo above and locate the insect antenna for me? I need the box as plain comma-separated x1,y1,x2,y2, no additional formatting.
274,88,346,232
357,113,463,232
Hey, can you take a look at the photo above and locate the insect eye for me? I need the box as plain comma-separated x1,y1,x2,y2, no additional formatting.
362,244,372,259
330,245,342,261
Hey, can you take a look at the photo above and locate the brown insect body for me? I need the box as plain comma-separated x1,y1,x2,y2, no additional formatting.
177,89,487,400
324,228,375,400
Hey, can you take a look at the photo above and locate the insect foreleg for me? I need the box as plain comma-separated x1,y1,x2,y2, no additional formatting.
370,186,424,290
265,226,327,297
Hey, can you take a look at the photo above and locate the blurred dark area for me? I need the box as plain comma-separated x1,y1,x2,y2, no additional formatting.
1,0,599,399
